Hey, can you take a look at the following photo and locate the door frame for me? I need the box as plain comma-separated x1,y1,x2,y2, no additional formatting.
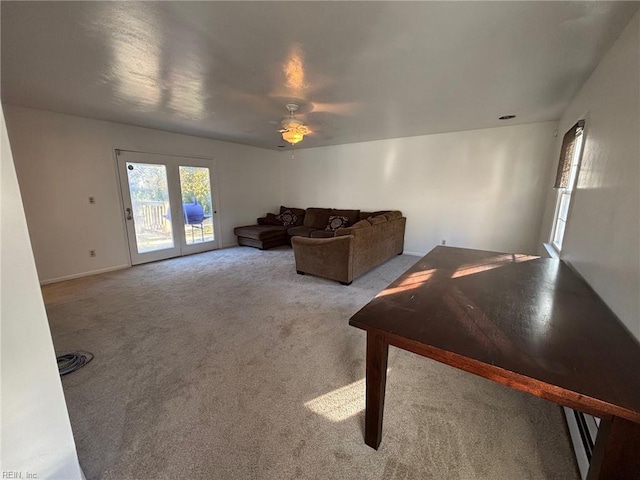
114,148,222,266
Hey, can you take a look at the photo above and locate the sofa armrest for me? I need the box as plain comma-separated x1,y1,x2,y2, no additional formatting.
291,235,354,284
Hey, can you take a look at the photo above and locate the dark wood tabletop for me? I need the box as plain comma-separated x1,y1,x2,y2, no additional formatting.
349,245,640,424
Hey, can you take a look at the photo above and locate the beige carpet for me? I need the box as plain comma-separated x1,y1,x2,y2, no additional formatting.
43,246,579,480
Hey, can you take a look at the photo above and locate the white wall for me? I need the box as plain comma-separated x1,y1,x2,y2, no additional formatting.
1,106,84,478
4,106,281,283
280,121,558,256
538,12,640,340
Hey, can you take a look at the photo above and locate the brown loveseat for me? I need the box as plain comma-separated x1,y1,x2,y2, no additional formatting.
291,211,406,285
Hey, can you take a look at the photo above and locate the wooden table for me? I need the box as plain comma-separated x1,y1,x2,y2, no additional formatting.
349,246,640,480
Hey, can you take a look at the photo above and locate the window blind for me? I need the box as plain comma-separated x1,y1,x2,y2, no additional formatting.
554,120,585,188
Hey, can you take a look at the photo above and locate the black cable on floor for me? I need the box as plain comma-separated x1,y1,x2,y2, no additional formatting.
56,351,94,376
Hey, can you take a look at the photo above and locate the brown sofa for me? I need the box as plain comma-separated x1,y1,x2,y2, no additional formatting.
291,211,406,285
233,206,306,249
234,206,390,249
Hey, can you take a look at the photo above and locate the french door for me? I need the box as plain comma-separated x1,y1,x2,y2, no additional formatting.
116,150,219,265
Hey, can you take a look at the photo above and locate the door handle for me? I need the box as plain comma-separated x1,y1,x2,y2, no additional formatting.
125,207,133,220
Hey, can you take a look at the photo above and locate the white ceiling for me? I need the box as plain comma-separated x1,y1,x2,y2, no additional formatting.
1,2,638,150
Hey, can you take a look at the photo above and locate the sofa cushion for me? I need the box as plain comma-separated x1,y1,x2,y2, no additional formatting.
359,210,390,221
368,215,388,225
384,210,403,221
279,206,306,226
262,213,284,226
325,215,350,232
303,208,332,229
330,209,360,226
351,219,371,229
310,230,336,238
234,225,288,240
287,225,318,237
276,209,299,227
335,220,371,237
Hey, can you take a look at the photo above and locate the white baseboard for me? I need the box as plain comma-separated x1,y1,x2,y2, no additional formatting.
40,264,130,285
542,242,560,259
222,242,240,249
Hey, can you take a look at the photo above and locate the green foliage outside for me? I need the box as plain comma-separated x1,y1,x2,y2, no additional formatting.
128,163,169,202
179,166,213,216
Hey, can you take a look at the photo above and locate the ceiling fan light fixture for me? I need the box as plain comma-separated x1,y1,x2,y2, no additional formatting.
279,103,308,145
282,129,305,145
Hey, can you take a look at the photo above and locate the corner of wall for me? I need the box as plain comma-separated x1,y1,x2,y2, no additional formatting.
1,105,83,478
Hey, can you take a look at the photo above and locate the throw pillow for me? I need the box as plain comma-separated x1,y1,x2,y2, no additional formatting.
279,206,306,226
276,209,298,227
325,215,350,231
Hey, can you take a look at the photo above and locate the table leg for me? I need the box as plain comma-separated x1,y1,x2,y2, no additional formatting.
365,331,389,450
586,415,640,480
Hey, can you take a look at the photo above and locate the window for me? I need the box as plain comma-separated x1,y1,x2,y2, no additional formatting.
551,120,585,252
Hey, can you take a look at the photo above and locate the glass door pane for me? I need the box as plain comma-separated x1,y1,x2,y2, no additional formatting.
126,162,175,253
179,166,215,245
117,150,219,265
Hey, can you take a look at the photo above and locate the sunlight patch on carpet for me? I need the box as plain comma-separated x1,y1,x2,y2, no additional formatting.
305,378,366,422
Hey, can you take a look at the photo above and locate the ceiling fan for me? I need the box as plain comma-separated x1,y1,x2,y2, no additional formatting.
278,103,310,145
